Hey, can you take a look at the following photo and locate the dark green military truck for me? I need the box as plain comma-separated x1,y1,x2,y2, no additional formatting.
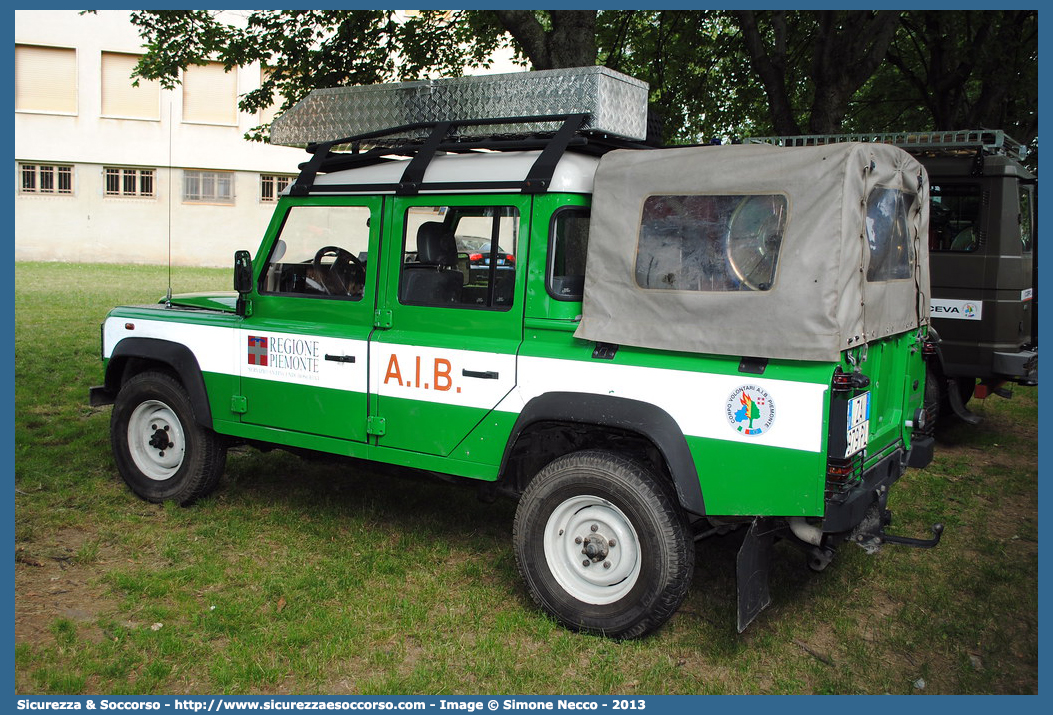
91,68,941,637
750,130,1037,427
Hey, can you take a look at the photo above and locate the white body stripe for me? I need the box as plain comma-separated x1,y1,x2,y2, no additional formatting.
239,330,369,393
105,318,827,452
372,343,517,410
104,317,240,378
505,357,827,453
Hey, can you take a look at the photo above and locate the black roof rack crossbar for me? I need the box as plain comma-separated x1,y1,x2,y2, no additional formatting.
287,113,648,196
522,113,588,194
396,121,453,195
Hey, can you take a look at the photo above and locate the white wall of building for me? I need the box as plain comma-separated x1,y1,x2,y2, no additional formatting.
15,10,305,267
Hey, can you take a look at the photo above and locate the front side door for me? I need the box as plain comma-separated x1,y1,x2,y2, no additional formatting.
239,197,382,442
370,195,530,456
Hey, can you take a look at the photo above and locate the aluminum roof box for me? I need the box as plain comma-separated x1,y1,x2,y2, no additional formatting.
269,66,650,146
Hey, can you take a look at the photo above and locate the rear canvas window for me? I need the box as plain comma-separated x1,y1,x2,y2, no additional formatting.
635,194,787,292
866,188,915,281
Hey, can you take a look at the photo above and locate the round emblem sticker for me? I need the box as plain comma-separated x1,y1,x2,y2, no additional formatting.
726,385,776,436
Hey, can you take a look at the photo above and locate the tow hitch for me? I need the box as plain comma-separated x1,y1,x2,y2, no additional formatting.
852,508,944,553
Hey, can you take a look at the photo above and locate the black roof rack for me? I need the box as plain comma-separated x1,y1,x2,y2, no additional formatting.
288,114,653,197
745,129,1026,161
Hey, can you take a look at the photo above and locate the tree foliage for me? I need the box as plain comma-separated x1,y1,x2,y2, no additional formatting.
123,9,1037,152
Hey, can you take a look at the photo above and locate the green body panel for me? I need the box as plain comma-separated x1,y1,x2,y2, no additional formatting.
167,292,239,312
240,376,367,440
370,393,498,457
214,419,499,481
840,328,926,470
202,371,239,422
523,193,592,322
108,303,238,328
685,437,826,516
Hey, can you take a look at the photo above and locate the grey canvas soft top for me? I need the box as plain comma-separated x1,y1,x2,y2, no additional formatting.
574,142,930,363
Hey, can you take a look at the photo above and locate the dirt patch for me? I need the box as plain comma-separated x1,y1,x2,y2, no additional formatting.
15,528,122,649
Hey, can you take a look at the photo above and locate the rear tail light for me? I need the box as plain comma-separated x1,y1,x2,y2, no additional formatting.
825,453,864,499
832,366,870,392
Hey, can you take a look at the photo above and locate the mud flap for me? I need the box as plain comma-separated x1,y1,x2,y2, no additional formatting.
736,517,774,632
947,377,982,424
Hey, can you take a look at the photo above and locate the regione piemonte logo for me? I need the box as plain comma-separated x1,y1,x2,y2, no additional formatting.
726,385,776,436
247,335,268,366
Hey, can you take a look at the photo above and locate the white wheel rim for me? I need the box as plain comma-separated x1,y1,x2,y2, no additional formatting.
127,400,185,481
543,495,642,605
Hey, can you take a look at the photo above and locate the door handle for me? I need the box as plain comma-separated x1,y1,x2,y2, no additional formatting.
324,354,356,363
462,369,499,380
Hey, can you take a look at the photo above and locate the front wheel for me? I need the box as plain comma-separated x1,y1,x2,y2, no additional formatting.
110,371,226,505
513,450,695,639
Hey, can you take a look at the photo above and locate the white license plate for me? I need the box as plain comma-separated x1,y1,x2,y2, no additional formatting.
845,391,870,457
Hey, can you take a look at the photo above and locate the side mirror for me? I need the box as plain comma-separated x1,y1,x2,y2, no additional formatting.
234,250,253,294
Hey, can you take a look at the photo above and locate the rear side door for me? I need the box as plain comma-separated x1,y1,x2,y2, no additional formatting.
369,195,529,456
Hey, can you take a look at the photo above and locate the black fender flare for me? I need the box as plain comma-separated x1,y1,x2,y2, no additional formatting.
500,392,705,516
106,337,214,429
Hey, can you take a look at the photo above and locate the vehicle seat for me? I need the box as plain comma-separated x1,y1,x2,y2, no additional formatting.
402,222,463,305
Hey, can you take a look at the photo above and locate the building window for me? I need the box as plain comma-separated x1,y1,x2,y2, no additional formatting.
258,68,281,127
20,164,74,195
16,45,77,114
184,170,234,204
260,174,295,203
105,167,155,198
101,52,159,120
182,61,237,125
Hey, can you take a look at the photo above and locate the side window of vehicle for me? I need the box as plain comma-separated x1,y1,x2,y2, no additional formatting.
865,188,915,282
400,205,519,309
635,194,787,292
261,205,371,299
929,184,982,252
549,207,590,300
1019,184,1034,252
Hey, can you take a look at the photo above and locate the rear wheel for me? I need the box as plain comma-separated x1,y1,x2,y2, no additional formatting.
513,450,694,639
110,371,225,505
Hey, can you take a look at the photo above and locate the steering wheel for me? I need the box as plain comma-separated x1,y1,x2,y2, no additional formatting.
312,246,365,295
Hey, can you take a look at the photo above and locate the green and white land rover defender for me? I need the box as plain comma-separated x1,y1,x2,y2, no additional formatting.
91,68,940,637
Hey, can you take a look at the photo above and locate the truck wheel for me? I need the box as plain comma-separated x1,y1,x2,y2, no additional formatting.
513,450,694,639
110,371,225,506
923,366,941,432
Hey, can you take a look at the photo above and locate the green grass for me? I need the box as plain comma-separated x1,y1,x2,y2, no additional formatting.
14,262,1038,695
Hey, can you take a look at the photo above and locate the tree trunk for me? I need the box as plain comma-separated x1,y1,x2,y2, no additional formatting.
734,10,801,135
495,10,597,70
806,11,900,133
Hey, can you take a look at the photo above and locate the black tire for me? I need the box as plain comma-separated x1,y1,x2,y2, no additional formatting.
956,377,976,405
513,450,695,639
923,366,941,433
110,371,226,506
